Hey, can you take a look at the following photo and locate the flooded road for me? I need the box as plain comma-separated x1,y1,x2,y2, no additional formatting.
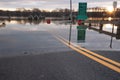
0,19,120,80
0,19,120,53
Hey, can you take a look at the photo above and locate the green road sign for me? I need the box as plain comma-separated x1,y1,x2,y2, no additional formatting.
77,2,87,20
77,26,87,43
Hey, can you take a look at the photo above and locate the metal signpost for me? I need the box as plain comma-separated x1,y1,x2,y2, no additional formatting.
69,0,72,44
110,1,117,48
77,2,88,43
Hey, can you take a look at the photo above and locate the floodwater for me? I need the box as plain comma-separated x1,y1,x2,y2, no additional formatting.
0,19,120,56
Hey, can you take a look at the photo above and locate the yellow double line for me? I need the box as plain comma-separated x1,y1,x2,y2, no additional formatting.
55,35,120,73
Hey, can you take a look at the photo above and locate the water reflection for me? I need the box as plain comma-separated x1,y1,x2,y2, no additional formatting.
88,23,120,40
0,19,120,50
115,23,120,39
0,19,45,25
1,19,120,39
87,22,120,48
88,17,119,21
77,25,87,43
1,19,120,40
110,24,114,48
49,20,76,25
0,22,6,28
1,19,77,25
108,17,112,21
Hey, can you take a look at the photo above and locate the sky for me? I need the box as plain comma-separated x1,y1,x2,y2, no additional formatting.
0,0,120,11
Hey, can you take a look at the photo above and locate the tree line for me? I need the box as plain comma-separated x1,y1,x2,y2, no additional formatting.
0,8,120,18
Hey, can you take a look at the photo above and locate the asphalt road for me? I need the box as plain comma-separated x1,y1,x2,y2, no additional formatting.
0,50,120,80
0,30,120,80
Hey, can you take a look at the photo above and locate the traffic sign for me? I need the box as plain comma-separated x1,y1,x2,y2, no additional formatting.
113,1,117,9
77,2,88,20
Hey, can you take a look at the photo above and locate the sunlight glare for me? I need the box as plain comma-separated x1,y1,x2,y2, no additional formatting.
108,17,112,21
106,7,114,13
104,24,117,29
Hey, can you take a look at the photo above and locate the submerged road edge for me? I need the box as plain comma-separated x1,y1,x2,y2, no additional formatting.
54,35,120,73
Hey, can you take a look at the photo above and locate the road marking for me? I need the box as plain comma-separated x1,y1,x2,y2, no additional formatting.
54,35,120,73
58,35,120,67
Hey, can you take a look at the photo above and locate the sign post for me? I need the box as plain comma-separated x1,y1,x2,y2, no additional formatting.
110,1,117,48
68,0,73,44
76,2,88,43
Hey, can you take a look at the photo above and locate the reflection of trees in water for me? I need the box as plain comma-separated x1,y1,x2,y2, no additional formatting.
115,23,120,39
0,19,10,23
17,19,44,25
1,18,76,25
5,19,45,25
88,22,120,48
30,20,42,25
19,20,42,25
88,22,120,39
0,23,6,28
51,20,76,25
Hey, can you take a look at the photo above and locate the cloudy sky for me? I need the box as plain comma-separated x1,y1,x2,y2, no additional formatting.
0,0,120,11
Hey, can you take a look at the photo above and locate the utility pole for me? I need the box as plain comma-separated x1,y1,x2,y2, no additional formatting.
70,0,73,22
69,0,72,44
